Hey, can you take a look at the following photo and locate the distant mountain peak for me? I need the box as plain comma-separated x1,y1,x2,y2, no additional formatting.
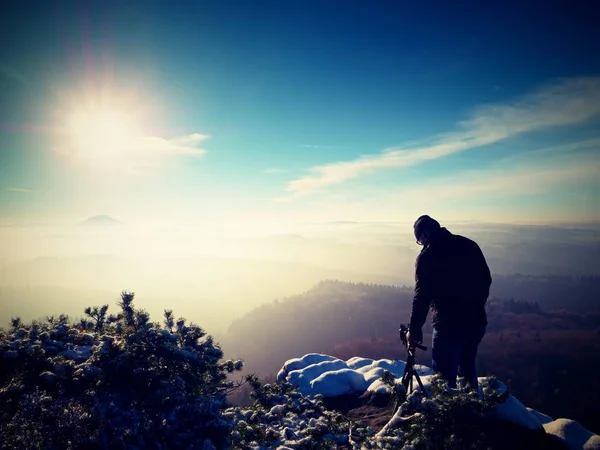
80,215,123,227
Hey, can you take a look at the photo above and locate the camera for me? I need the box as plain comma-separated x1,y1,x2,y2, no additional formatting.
399,324,410,347
399,324,427,351
397,324,429,400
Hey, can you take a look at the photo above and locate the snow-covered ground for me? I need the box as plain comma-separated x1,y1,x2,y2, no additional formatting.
276,353,600,450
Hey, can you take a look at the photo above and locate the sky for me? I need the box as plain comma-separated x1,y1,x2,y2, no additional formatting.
1,1,599,228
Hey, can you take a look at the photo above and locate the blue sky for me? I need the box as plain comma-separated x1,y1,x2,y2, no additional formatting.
1,1,599,226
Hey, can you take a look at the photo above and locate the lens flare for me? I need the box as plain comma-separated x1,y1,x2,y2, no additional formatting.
65,108,141,157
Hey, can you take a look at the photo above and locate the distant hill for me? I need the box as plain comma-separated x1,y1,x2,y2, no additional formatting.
222,280,419,375
79,215,123,227
223,276,600,374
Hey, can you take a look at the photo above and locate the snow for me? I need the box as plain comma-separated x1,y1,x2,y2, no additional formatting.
414,364,435,376
41,339,65,351
60,346,93,362
411,374,435,394
543,419,600,450
491,395,543,430
276,353,338,382
269,404,287,416
310,369,369,397
287,359,348,393
369,359,407,377
39,371,58,383
366,379,393,395
346,356,374,370
278,354,436,398
359,366,385,384
479,376,508,396
377,407,420,438
281,355,400,397
14,329,28,339
527,407,554,425
79,333,96,345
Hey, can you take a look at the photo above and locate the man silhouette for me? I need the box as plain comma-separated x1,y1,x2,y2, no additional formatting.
406,215,492,390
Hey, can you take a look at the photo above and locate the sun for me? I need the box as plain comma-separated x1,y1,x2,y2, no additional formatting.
65,108,142,157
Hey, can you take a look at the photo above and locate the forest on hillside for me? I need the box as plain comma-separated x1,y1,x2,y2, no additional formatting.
223,277,600,434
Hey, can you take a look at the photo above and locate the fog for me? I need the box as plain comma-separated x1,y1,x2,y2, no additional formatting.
1,217,599,334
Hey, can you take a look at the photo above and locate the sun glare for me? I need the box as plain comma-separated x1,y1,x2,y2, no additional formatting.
66,108,141,157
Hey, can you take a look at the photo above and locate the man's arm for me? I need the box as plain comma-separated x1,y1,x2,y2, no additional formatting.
408,252,432,343
473,242,492,300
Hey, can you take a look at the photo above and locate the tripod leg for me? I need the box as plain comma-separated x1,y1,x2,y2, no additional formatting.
401,357,413,393
396,362,413,416
414,372,428,398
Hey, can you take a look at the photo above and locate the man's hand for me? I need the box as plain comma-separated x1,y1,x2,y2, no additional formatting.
406,330,422,347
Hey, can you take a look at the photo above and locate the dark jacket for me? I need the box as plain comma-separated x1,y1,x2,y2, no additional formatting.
409,227,492,338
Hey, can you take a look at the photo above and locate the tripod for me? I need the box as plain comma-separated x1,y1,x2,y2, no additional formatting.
400,343,428,397
398,325,428,398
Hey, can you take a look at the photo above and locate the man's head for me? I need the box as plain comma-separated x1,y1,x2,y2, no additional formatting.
414,215,441,246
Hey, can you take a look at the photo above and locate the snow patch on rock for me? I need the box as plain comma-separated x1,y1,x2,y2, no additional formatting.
491,395,544,430
279,354,437,398
276,353,338,382
527,407,554,425
310,368,369,397
287,359,348,393
543,418,600,450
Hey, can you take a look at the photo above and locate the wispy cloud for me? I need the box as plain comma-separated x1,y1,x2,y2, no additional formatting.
7,188,33,193
355,140,600,222
134,133,209,157
285,77,600,197
263,168,289,174
294,142,346,150
499,138,600,165
60,131,209,175
121,133,208,175
398,156,600,202
291,144,600,223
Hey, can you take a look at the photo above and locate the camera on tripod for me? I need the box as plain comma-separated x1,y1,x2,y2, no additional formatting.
397,324,429,400
399,324,427,351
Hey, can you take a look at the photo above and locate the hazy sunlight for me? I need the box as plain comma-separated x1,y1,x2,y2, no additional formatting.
65,108,141,157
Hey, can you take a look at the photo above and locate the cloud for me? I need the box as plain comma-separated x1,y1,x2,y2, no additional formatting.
59,131,209,175
167,133,210,150
134,133,208,157
119,134,207,175
7,188,33,193
398,157,600,202
361,140,600,222
271,139,600,223
285,77,600,197
298,143,346,150
499,138,600,164
290,141,346,150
